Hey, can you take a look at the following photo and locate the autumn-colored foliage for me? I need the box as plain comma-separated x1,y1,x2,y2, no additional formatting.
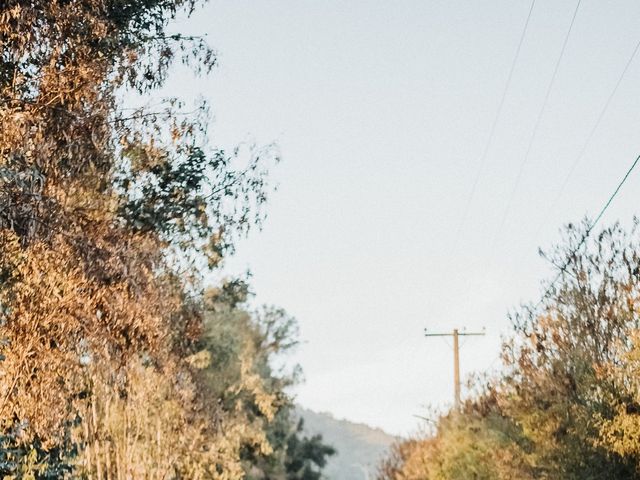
0,1,333,478
380,221,640,480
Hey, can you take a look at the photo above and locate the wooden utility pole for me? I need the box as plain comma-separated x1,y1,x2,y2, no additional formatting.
424,328,485,410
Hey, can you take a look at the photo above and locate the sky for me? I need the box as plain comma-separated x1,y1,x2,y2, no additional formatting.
160,0,640,436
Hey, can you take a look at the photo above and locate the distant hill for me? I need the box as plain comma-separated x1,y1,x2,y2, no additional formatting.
296,407,398,480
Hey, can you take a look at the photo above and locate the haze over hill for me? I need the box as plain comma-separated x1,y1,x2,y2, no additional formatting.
297,408,398,480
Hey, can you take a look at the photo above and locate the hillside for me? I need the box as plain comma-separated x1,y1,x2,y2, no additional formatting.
296,408,398,480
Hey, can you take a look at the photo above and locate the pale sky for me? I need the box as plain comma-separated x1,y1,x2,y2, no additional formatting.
161,0,640,436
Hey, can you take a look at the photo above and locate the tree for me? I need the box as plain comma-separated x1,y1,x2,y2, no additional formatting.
280,418,336,480
199,281,335,480
0,0,288,477
493,221,640,478
379,220,640,479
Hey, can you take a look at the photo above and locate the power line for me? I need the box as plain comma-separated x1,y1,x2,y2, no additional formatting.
534,152,640,310
484,143,639,367
496,33,640,297
534,35,640,237
468,0,582,314
445,1,537,326
466,154,640,394
483,154,640,386
493,0,582,244
449,0,537,253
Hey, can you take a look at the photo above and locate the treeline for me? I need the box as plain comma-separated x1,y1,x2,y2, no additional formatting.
379,221,640,479
0,0,333,478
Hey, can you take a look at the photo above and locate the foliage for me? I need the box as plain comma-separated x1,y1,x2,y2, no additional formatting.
245,413,336,480
0,0,330,478
379,220,640,479
200,282,335,480
279,419,336,480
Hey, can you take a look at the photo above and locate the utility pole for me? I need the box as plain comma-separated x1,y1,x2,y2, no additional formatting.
424,328,485,410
